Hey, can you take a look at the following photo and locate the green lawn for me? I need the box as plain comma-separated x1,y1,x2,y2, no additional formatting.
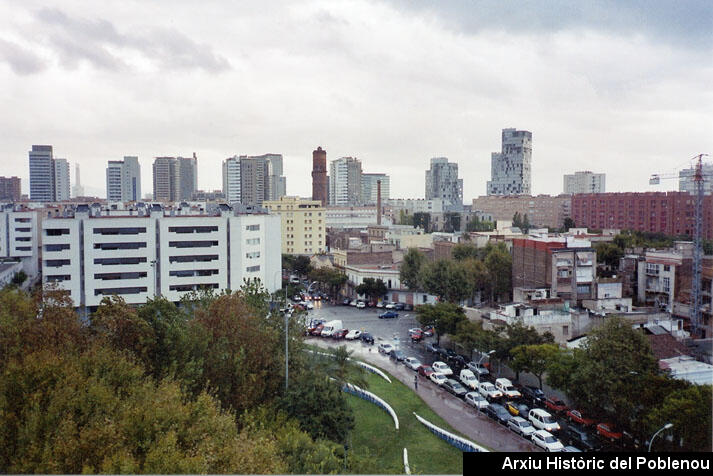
346,369,466,474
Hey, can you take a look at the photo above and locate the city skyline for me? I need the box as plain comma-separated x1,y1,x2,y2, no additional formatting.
1,1,711,200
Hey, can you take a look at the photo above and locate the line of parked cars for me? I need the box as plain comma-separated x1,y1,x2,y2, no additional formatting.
306,318,375,344
340,299,413,311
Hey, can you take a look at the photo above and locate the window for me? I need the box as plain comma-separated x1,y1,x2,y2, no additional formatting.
246,238,260,245
45,243,70,252
663,265,670,272
246,251,260,259
168,226,218,234
94,257,147,265
168,240,218,248
246,224,260,231
169,283,219,292
562,325,569,336
46,228,70,236
246,265,261,272
94,272,147,280
663,277,671,293
169,255,219,263
45,259,70,267
94,286,147,296
94,227,146,235
46,275,71,282
94,242,147,250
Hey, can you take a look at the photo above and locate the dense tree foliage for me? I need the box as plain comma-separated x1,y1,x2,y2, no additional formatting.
0,283,373,473
595,242,624,271
415,302,466,345
399,248,427,291
465,216,495,232
308,267,348,299
355,277,387,302
282,254,313,277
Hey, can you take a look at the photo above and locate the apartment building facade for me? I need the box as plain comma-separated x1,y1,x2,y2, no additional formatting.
106,156,141,202
329,157,362,206
487,128,532,196
263,196,325,255
152,155,198,202
571,192,713,240
425,157,463,209
0,176,21,201
472,194,571,229
0,206,39,277
41,204,280,309
563,171,606,194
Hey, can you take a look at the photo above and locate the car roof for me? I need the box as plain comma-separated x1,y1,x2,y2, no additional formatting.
534,429,552,437
530,408,551,416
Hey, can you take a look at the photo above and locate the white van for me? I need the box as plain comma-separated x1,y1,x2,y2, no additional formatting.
495,378,522,398
478,381,503,400
459,369,479,390
528,408,560,432
320,320,343,338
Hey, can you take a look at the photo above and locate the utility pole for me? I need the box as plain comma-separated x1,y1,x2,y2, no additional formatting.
690,155,705,336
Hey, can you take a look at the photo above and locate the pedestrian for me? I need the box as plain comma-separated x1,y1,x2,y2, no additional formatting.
414,375,418,390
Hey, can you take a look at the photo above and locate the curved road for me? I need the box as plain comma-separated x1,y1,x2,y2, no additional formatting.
306,335,538,452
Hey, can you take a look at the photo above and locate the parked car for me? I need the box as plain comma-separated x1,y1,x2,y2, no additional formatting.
378,343,394,354
360,332,374,345
389,349,406,362
545,397,568,414
495,378,522,399
394,302,405,311
332,328,348,339
429,372,448,386
305,302,314,310
528,408,560,433
404,357,421,370
464,392,489,410
565,423,601,451
349,299,358,306
378,311,399,319
459,369,479,390
425,342,441,353
442,379,468,398
520,385,546,406
431,361,453,376
342,298,351,305
417,365,435,378
532,430,564,452
466,361,490,377
356,300,366,309
478,381,503,401
422,325,435,337
345,329,362,340
561,446,582,452
309,324,324,336
484,403,512,425
436,347,449,360
375,301,385,308
410,331,424,342
508,416,536,437
596,423,622,441
566,409,596,427
505,401,529,417
384,302,396,309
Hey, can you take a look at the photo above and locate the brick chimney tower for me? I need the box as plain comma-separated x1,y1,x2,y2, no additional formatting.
376,179,382,225
312,146,328,206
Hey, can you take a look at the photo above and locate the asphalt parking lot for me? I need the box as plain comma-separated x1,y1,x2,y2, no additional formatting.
305,302,539,452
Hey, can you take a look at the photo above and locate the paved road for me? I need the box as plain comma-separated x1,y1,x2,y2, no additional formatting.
305,303,538,452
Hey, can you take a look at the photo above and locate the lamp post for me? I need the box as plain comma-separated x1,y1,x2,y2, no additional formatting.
648,423,673,452
477,350,495,383
275,270,289,390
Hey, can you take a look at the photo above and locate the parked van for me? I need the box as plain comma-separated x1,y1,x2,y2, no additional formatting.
495,378,522,398
528,408,561,433
320,320,344,338
459,369,479,390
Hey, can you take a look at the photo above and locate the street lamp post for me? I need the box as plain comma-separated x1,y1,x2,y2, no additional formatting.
477,350,496,384
648,423,673,452
275,270,289,390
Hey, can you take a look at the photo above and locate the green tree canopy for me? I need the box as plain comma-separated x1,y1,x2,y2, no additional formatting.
399,248,427,291
415,302,466,344
355,277,388,302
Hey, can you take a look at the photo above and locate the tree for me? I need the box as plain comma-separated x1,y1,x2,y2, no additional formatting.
645,385,712,452
355,278,387,302
293,255,312,276
510,343,561,388
443,212,461,233
547,318,658,431
398,209,414,226
512,212,522,230
452,243,479,261
415,302,466,344
466,216,495,232
10,271,27,287
412,212,431,232
399,248,426,290
595,242,623,271
522,214,531,233
484,242,512,303
562,217,575,231
462,258,490,304
308,267,347,300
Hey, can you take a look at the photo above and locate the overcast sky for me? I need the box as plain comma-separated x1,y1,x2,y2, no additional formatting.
1,0,711,200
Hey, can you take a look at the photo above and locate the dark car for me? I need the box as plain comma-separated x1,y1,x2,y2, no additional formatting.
436,347,449,360
425,342,441,353
448,353,467,367
417,365,435,377
379,311,399,319
342,298,350,305
521,385,546,406
389,349,406,362
394,302,406,311
566,424,601,452
360,332,374,345
545,397,568,414
484,403,512,425
332,328,348,340
442,379,468,398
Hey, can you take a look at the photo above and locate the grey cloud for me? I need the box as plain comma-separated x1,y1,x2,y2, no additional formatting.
390,0,713,49
33,7,231,72
0,38,46,75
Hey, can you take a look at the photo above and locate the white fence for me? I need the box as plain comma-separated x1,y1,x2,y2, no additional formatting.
412,412,489,452
342,382,399,430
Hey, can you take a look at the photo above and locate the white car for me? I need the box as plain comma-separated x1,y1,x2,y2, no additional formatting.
345,329,362,340
429,373,447,386
378,343,394,354
508,416,536,437
305,302,314,310
376,302,385,308
404,357,421,370
459,369,479,390
464,392,489,410
432,361,453,376
384,302,396,309
349,299,358,306
478,381,503,400
356,301,366,309
531,430,564,452
528,409,560,433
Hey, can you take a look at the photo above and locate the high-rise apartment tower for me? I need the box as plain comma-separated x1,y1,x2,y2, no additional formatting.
487,128,532,196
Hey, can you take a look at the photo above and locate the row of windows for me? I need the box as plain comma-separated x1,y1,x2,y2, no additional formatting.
246,238,260,245
168,226,218,234
46,228,70,236
93,272,148,280
169,269,219,277
94,242,147,250
169,283,219,292
246,251,260,259
94,286,147,296
245,224,260,231
246,265,261,272
46,259,71,267
95,257,147,265
168,240,218,248
46,275,71,282
93,227,147,235
169,255,219,263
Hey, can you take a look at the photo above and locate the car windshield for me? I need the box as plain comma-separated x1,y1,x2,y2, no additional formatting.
423,366,433,372
544,436,557,443
521,421,533,428
435,374,445,380
543,416,556,423
484,384,495,390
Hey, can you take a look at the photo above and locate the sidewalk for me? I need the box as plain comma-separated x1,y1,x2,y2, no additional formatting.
307,338,538,452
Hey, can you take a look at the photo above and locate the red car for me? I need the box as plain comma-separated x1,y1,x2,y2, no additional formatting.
566,409,596,426
309,324,324,336
332,328,348,340
544,397,568,414
596,423,622,440
422,325,435,337
417,365,435,377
